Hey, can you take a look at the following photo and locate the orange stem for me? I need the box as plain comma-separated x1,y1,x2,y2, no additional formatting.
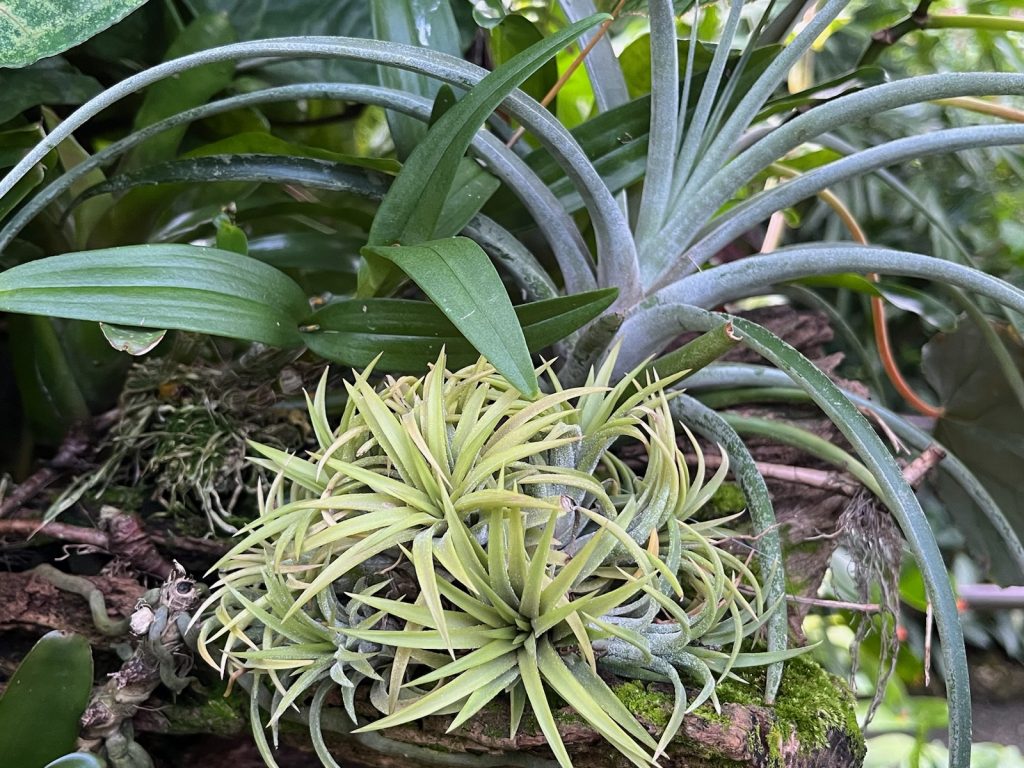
506,0,627,149
869,288,945,418
770,163,945,418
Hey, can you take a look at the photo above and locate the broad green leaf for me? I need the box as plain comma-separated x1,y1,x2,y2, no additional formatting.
362,237,538,395
0,160,43,220
429,85,458,127
123,14,236,170
41,106,111,249
303,288,616,372
184,131,400,173
190,0,374,84
99,323,167,356
0,124,44,170
794,273,882,295
214,213,248,256
53,319,131,412
0,631,93,767
9,315,90,444
490,15,557,104
433,158,501,240
924,321,1024,583
0,58,101,123
0,245,309,347
371,0,462,159
0,0,148,68
878,281,959,333
72,154,392,206
360,12,606,296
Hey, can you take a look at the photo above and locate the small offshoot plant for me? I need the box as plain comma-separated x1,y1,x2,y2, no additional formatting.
199,351,796,768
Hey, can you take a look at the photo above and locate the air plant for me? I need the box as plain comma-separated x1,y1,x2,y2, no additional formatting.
4,4,1024,767
199,350,796,768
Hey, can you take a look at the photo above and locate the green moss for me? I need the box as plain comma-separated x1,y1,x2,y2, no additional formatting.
692,656,863,767
706,481,746,518
772,655,860,752
611,681,672,728
161,690,246,736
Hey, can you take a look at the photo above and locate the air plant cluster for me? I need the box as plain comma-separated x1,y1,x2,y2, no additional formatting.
199,351,794,768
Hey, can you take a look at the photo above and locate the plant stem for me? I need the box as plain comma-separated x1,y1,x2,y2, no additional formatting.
934,96,1024,123
926,14,1024,34
859,0,934,66
769,161,944,418
683,451,861,496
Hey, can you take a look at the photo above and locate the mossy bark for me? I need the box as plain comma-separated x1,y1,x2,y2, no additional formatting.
131,656,864,768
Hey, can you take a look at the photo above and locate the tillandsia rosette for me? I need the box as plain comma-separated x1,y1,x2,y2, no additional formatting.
199,350,800,768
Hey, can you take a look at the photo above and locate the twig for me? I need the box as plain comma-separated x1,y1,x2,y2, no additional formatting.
859,0,934,66
100,506,174,578
786,594,883,613
0,425,92,518
901,444,946,488
682,452,861,496
738,584,882,613
149,530,229,559
0,508,180,579
0,519,109,549
955,584,1024,610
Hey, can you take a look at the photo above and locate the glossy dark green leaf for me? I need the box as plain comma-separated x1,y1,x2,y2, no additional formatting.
796,275,959,332
360,13,605,296
73,154,392,207
184,131,400,173
428,85,458,127
924,321,1024,583
792,273,881,295
372,0,462,158
434,159,501,239
214,212,249,255
41,107,111,249
248,230,362,295
362,237,537,394
304,288,617,374
756,66,888,119
0,0,148,67
0,160,43,220
123,14,236,170
190,0,373,84
100,323,167,356
9,315,90,444
0,631,93,767
0,244,309,347
55,318,131,412
490,15,557,104
877,281,959,333
0,59,101,123
0,124,45,169
248,231,361,272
